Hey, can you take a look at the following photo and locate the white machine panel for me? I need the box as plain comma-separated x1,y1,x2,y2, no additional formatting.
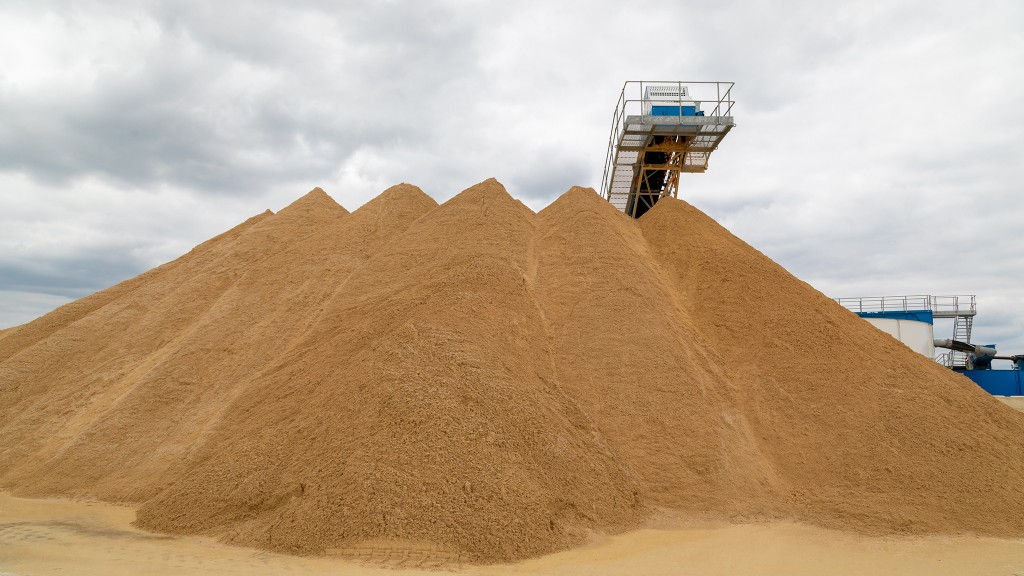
864,318,935,357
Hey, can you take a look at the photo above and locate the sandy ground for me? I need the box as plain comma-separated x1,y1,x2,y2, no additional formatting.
2,492,1024,576
998,396,1024,412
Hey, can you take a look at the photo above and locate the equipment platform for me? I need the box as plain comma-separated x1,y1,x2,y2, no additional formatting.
601,81,735,218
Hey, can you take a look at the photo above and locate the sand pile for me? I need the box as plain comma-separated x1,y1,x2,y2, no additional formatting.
3,179,1024,563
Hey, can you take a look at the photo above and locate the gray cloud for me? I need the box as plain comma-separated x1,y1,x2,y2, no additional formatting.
0,252,147,298
0,1,492,196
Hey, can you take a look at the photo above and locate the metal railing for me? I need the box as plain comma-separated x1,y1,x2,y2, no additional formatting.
833,294,976,316
930,295,977,316
833,295,932,313
600,81,735,201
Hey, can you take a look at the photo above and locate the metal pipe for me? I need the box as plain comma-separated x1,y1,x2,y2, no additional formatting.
933,339,997,357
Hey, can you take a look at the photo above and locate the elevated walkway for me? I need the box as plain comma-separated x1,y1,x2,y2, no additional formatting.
601,81,735,217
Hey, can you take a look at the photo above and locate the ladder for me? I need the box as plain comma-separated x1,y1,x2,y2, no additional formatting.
950,314,974,369
931,295,977,368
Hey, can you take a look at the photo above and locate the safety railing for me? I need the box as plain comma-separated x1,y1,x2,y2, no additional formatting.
834,295,976,315
930,295,976,316
834,295,933,313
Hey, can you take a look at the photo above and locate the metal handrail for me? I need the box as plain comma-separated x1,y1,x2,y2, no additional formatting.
930,295,977,314
834,295,976,315
834,295,932,313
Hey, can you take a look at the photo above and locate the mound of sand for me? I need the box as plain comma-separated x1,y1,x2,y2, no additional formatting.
2,179,1024,563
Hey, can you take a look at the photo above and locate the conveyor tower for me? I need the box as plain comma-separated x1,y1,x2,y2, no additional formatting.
601,81,735,218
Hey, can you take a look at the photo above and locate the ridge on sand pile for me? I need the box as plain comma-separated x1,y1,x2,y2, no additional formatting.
2,179,1024,564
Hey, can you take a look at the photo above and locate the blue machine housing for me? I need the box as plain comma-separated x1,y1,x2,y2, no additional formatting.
650,105,704,116
959,368,1022,396
856,310,934,323
958,347,1023,395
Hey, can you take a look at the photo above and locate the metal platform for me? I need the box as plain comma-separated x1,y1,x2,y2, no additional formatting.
834,294,977,368
600,81,735,218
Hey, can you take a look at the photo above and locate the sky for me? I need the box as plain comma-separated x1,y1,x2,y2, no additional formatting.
1,0,1023,357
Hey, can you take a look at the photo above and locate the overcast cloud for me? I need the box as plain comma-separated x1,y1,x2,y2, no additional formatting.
2,0,1023,356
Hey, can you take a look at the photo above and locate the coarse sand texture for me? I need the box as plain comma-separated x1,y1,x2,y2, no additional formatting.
2,179,1024,563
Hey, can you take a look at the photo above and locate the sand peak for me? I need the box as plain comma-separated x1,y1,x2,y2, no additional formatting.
358,183,437,213
447,178,516,204
276,187,348,218
540,185,621,218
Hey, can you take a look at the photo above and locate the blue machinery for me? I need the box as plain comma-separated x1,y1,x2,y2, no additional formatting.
933,338,1024,395
601,81,735,218
836,295,1024,396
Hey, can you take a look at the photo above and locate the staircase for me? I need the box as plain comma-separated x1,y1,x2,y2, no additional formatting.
950,314,974,368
